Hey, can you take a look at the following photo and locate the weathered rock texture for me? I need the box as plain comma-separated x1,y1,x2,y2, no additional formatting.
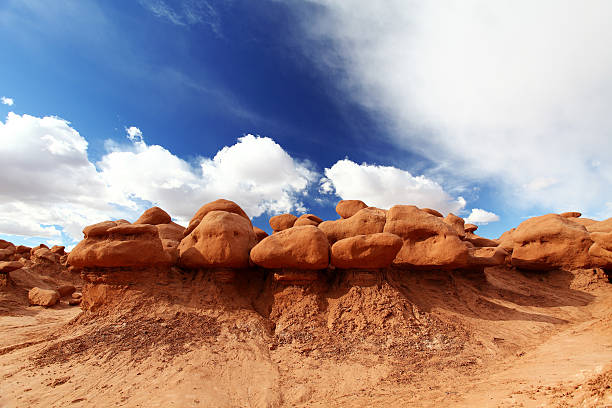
184,199,250,237
250,225,329,270
319,207,387,245
28,287,60,307
269,214,298,233
335,200,368,219
331,233,402,269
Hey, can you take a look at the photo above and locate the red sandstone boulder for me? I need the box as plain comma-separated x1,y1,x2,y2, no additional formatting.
468,247,508,267
335,200,368,219
253,227,269,243
0,260,23,273
294,214,323,227
50,245,65,256
30,244,49,257
498,229,515,252
588,232,612,268
269,214,298,232
383,205,470,269
421,208,443,218
250,225,329,270
57,285,76,297
560,211,582,218
331,232,403,269
510,214,593,270
319,207,386,245
464,224,478,233
178,211,256,269
28,287,60,307
14,245,31,259
184,199,251,237
135,206,172,225
568,217,597,228
443,213,466,239
0,243,15,261
68,221,172,268
32,247,60,264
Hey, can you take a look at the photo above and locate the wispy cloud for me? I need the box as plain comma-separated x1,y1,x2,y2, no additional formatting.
139,0,222,35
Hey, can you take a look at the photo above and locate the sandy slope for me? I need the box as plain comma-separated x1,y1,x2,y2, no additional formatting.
0,266,610,407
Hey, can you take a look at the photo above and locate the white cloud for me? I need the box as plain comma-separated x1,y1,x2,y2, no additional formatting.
1,96,14,106
465,208,500,225
0,112,317,246
139,0,221,34
298,0,612,215
320,159,466,214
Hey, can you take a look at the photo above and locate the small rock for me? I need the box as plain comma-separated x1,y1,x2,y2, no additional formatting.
28,287,60,307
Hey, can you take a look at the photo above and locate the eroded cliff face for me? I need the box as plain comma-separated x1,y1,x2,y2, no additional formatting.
1,200,611,407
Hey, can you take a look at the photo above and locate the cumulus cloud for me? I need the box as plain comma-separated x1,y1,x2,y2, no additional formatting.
1,96,14,106
299,0,612,214
465,208,500,225
320,159,466,214
0,112,317,245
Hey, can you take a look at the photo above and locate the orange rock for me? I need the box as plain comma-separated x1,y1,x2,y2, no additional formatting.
50,245,65,256
569,217,597,227
57,285,76,297
32,247,59,264
319,207,386,245
294,214,323,227
0,261,23,273
464,223,478,233
383,205,469,269
183,199,250,237
253,226,269,243
510,214,593,270
465,232,499,248
560,211,581,218
331,233,403,269
585,217,612,233
250,225,329,270
0,242,15,261
443,213,466,239
68,221,172,268
28,287,60,307
335,200,368,219
497,229,515,252
30,244,48,257
588,232,612,268
269,214,297,232
135,206,172,225
421,208,443,217
156,222,185,245
468,247,508,267
178,211,256,269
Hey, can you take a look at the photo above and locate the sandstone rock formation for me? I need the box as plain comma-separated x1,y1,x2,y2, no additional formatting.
28,287,60,307
179,211,256,269
269,214,298,232
68,221,172,268
135,206,172,225
443,213,466,239
250,225,329,270
384,205,469,269
510,214,593,270
331,232,403,269
0,260,22,286
319,207,386,245
421,208,443,217
335,200,368,219
588,232,612,268
294,214,323,227
560,211,582,218
464,223,478,233
183,199,250,237
253,226,269,243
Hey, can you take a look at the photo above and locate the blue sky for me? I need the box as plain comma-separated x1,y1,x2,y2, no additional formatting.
1,0,611,248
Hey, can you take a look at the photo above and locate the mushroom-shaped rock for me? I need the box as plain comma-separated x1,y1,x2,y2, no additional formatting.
421,208,443,218
469,247,508,267
331,232,403,269
443,213,466,239
560,211,581,218
510,214,593,270
464,224,478,233
253,227,269,243
178,211,256,269
28,287,60,307
68,222,172,268
294,214,323,227
135,206,172,225
336,200,368,219
383,205,470,269
184,199,250,237
0,260,23,273
588,232,612,268
250,225,329,270
319,207,386,245
269,214,298,232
